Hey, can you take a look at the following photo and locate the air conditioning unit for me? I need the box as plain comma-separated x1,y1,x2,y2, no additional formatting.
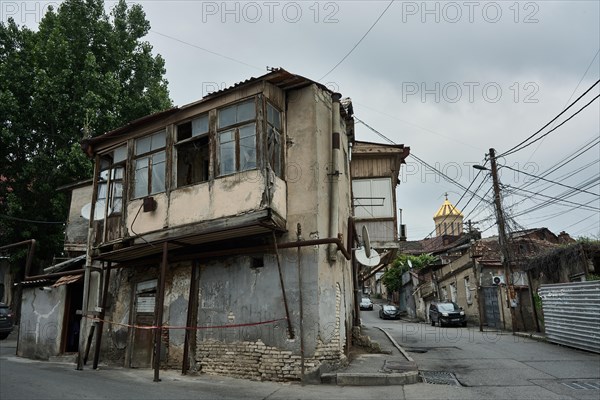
492,275,505,285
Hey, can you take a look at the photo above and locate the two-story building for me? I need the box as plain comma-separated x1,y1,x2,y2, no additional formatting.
18,69,362,382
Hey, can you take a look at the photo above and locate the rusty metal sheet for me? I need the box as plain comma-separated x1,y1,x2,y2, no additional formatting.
51,274,83,288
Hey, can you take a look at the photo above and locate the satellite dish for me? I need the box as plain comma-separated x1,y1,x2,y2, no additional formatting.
355,247,381,267
81,200,111,221
362,225,372,258
407,259,413,269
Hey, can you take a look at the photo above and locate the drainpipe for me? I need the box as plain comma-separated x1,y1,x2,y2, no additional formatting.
328,93,342,262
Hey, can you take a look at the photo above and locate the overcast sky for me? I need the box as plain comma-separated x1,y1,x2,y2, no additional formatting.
6,0,600,240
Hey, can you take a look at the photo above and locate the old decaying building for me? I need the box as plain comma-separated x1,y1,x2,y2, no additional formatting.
17,69,373,381
350,141,410,298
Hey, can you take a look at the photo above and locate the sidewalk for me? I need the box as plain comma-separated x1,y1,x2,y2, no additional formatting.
321,324,420,386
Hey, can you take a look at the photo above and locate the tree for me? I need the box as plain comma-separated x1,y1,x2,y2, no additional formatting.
382,254,437,293
0,0,172,274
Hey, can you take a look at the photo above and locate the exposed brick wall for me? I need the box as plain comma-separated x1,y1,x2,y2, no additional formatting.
194,283,347,381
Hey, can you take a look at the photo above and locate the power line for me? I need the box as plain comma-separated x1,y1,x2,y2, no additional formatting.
498,79,599,158
500,164,599,196
149,30,263,71
525,49,600,161
319,0,395,80
501,93,600,157
506,185,600,212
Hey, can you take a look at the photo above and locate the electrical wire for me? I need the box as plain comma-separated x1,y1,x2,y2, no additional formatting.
319,0,395,80
150,30,263,71
525,49,600,162
498,79,599,158
500,164,599,196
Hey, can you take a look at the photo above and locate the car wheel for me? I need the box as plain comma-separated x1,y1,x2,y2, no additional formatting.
0,332,9,340
431,319,435,326
462,321,467,327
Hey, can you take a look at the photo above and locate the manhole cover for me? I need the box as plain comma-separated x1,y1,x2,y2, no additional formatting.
562,382,600,390
420,370,461,386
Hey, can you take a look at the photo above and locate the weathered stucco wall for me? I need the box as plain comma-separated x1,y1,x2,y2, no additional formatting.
18,286,66,360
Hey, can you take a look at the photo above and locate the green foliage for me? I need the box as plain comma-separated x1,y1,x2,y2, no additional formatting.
587,274,600,281
0,0,172,272
382,254,437,293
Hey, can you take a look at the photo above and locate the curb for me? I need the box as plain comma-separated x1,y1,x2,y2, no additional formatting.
321,370,420,386
320,325,421,386
375,326,415,363
514,332,547,342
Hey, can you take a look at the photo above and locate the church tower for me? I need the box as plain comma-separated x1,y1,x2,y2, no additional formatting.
433,194,464,236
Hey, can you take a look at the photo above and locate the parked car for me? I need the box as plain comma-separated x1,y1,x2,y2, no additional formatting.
0,302,15,340
379,304,401,320
359,297,373,310
429,301,466,327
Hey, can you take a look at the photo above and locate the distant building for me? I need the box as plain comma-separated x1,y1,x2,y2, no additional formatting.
433,194,463,237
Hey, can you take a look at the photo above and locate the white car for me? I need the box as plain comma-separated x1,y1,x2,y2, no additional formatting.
359,297,373,310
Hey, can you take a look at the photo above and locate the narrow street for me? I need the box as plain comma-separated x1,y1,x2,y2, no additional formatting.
363,305,600,399
2,310,599,400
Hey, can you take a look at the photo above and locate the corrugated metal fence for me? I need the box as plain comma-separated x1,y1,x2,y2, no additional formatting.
539,281,600,354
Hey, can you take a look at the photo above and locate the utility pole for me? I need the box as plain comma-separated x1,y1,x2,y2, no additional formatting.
488,148,517,333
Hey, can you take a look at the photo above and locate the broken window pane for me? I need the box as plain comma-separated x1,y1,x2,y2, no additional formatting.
177,135,209,187
267,103,281,130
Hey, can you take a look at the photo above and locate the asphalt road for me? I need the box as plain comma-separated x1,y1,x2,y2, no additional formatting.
2,310,599,400
363,304,600,399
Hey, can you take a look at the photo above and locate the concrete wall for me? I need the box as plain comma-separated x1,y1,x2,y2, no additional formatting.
18,286,66,360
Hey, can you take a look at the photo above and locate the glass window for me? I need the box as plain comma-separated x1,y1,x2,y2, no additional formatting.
176,117,210,187
266,102,282,176
218,99,255,129
133,131,166,198
98,145,126,215
217,99,257,176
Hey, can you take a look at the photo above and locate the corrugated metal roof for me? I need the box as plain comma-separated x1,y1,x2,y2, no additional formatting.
83,68,338,152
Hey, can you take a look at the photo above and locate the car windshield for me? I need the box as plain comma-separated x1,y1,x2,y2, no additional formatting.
383,305,397,311
0,307,8,316
361,298,371,303
437,303,459,312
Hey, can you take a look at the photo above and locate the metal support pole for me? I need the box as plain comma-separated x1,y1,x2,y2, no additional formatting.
77,228,94,370
272,232,294,339
93,263,111,369
154,242,168,382
296,224,305,381
182,260,199,375
489,148,517,333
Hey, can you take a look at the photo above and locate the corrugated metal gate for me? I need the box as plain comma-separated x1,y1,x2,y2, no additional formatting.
539,281,600,354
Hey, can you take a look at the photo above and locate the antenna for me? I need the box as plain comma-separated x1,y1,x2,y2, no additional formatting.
355,247,381,267
356,226,380,266
81,200,111,221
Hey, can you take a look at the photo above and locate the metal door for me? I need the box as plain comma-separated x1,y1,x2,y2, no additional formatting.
483,286,501,328
130,280,157,368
